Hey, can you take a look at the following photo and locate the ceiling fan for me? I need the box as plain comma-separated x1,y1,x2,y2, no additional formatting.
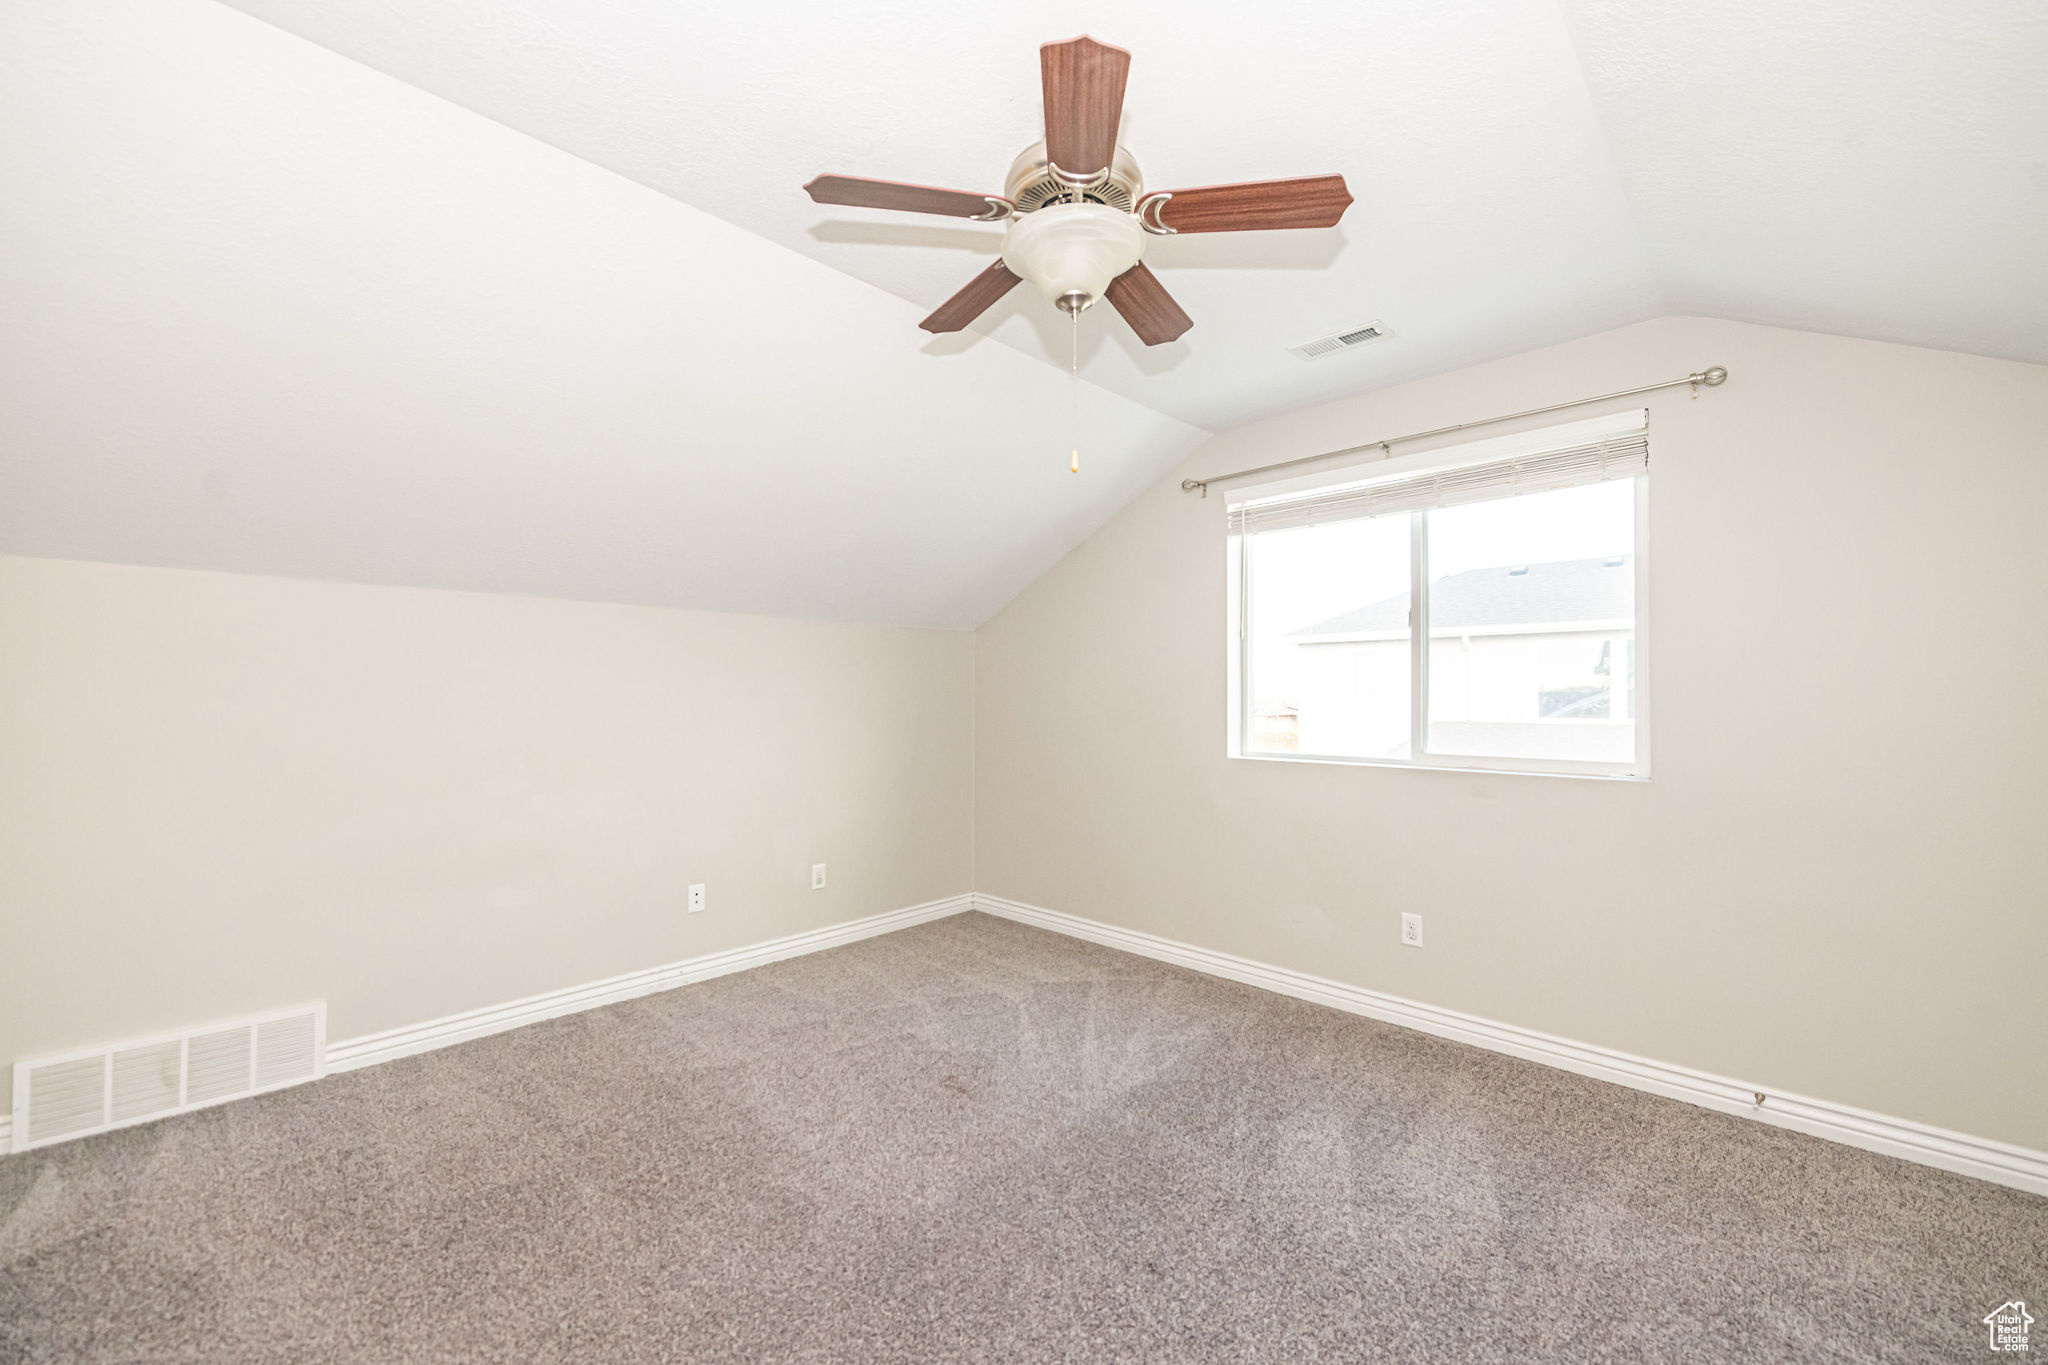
803,35,1353,347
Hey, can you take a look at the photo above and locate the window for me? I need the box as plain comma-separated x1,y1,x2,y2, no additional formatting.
1227,411,1648,777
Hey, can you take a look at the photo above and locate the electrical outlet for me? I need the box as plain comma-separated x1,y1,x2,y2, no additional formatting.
811,863,827,890
688,883,706,914
1400,913,1423,947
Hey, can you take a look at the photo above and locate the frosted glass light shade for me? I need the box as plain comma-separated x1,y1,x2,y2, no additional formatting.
1000,203,1146,307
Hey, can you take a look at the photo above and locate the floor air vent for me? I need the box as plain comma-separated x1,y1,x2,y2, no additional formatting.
12,1005,324,1153
1290,321,1390,360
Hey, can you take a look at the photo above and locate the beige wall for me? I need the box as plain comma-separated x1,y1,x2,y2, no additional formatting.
0,557,975,1111
8,316,2045,1154
975,316,2048,1150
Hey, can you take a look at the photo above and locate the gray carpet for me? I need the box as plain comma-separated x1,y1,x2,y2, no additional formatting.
2,912,2041,1363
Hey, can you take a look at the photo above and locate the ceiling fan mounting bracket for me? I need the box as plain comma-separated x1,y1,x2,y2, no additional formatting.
1135,193,1176,235
971,197,1018,222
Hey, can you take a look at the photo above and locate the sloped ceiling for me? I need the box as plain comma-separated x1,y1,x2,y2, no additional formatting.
0,0,1204,629
4,0,2043,629
1560,0,2048,365
209,0,1666,432
212,0,2048,426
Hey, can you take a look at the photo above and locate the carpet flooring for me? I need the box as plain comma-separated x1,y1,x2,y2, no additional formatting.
2,911,2042,1363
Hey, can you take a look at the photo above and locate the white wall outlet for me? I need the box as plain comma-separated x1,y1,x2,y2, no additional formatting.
688,883,706,914
811,863,827,890
1400,913,1423,947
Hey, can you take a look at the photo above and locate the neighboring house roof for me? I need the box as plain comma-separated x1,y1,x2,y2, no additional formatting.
1297,555,1633,635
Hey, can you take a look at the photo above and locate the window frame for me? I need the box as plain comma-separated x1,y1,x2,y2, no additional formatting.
1225,413,1651,781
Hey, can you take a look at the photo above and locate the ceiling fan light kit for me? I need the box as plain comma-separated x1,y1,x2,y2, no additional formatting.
802,35,1354,346
1001,203,1147,313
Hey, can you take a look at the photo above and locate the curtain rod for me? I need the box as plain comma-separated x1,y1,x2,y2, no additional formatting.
1181,366,1728,496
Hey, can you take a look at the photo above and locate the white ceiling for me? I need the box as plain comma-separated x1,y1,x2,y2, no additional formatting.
1560,0,2048,365
0,0,1203,630
4,0,2043,629
211,0,2048,429
206,0,1665,432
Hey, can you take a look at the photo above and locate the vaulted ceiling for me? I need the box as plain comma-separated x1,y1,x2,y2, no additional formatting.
4,0,2043,627
0,0,1203,630
210,0,1666,433
213,0,2048,425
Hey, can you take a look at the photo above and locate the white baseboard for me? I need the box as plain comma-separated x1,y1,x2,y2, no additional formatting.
971,893,2048,1198
18,890,2042,1200
325,893,973,1073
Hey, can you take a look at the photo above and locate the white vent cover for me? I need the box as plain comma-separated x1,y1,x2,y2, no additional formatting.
12,1004,324,1153
1290,321,1390,360
111,1041,182,1122
186,1026,254,1104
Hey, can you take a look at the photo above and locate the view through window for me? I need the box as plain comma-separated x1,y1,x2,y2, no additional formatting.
1237,454,1643,775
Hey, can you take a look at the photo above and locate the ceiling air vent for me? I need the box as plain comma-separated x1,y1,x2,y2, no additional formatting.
11,1004,325,1153
1290,322,1390,361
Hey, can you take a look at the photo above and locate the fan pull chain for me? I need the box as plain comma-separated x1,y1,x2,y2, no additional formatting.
1069,306,1081,474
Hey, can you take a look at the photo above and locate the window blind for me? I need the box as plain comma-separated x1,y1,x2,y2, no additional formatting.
1227,422,1648,536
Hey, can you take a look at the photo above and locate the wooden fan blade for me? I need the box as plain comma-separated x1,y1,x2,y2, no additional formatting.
919,261,1023,333
1147,175,1353,233
1104,263,1192,346
805,175,1007,220
1040,36,1131,177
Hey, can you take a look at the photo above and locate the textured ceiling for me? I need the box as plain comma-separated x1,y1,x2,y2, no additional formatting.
210,0,1666,431
1560,0,2048,364
210,0,2048,429
0,0,1203,629
4,0,2043,630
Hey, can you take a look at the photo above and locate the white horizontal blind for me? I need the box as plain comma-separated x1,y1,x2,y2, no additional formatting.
1228,423,1648,535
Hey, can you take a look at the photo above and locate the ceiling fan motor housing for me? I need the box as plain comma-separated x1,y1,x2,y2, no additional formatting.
1001,204,1147,311
1004,139,1143,212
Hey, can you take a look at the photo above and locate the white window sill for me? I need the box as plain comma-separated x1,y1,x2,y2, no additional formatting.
1228,751,1649,781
